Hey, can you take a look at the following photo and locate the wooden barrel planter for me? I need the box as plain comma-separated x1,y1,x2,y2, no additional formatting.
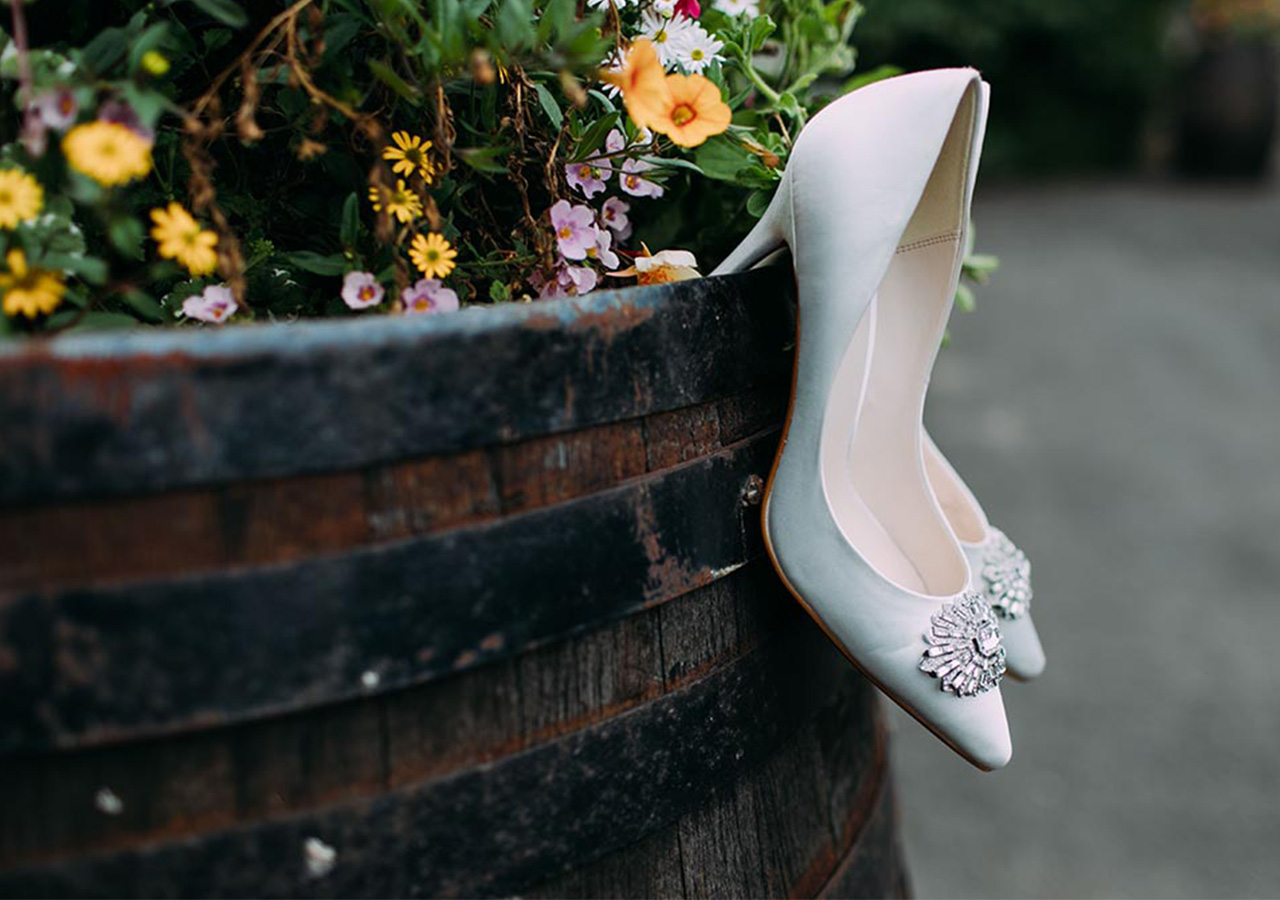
0,269,907,899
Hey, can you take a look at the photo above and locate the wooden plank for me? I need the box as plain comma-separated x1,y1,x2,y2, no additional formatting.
0,399,737,596
0,621,852,899
0,271,795,506
0,430,779,753
0,562,786,869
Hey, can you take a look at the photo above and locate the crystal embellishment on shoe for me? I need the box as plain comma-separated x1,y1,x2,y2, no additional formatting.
980,528,1033,619
920,593,1007,697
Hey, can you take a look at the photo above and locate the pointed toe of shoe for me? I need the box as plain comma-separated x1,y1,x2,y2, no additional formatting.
922,685,1013,771
1002,614,1046,681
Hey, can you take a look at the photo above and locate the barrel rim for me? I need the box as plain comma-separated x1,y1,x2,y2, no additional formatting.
0,272,760,364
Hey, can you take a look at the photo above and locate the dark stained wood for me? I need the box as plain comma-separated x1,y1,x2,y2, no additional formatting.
0,271,905,898
0,270,795,506
0,428,778,753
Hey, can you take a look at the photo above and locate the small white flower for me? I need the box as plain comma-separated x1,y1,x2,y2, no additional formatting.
714,0,760,16
587,0,633,7
672,24,724,74
303,838,337,879
640,9,693,69
651,0,679,13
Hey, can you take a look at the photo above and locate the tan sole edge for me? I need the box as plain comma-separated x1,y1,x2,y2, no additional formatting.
758,300,1000,773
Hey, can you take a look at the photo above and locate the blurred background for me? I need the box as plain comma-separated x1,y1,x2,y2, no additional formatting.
861,0,1280,896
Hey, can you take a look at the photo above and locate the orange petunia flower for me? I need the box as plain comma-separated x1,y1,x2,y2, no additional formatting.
603,40,670,132
604,40,732,148
653,74,732,148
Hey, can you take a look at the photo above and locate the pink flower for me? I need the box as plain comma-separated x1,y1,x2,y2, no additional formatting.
29,89,78,131
560,265,598,295
619,159,664,198
565,160,610,198
402,278,460,315
587,228,620,269
181,284,237,324
533,264,599,299
549,199,599,260
341,271,384,310
601,197,632,239
606,129,627,154
98,98,155,144
676,0,701,16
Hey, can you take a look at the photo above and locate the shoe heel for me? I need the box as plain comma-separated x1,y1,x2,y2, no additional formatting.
710,173,793,276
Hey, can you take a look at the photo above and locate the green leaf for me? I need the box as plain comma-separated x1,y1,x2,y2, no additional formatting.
489,280,511,303
80,27,130,75
843,65,903,95
692,135,754,182
570,112,620,161
638,155,705,175
533,82,563,130
455,146,510,174
746,188,773,218
283,251,348,275
369,58,422,105
61,312,143,333
108,216,146,261
340,193,361,248
747,14,777,52
954,282,976,313
188,0,248,28
42,253,109,286
120,290,165,322
127,23,170,74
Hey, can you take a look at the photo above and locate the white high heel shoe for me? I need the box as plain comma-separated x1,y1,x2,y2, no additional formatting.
713,69,1012,770
923,431,1046,680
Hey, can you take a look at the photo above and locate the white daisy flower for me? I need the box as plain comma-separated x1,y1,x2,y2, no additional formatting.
673,24,724,74
587,0,634,9
713,0,760,17
640,9,693,69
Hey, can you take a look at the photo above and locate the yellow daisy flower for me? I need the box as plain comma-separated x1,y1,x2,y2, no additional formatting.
150,203,219,277
368,179,424,224
0,169,44,229
382,131,436,182
0,249,65,319
409,232,457,279
62,122,153,187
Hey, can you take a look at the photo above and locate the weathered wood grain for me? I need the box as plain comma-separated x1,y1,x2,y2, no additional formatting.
0,271,795,506
0,271,904,898
0,619,855,898
0,428,779,753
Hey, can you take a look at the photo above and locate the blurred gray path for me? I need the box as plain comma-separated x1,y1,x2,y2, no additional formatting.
896,183,1280,898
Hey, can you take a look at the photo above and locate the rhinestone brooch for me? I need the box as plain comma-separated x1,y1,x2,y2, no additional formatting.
980,528,1032,619
920,592,1007,696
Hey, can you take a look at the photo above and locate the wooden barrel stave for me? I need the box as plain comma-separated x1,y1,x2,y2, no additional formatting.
0,274,907,898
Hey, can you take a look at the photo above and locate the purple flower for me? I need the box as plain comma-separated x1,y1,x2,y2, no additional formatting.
29,89,78,131
565,160,610,198
341,271,384,310
588,228,620,269
181,284,237,324
606,129,627,154
533,264,599,299
619,159,664,198
402,277,460,315
98,98,155,144
601,197,632,239
560,265,599,295
549,199,599,260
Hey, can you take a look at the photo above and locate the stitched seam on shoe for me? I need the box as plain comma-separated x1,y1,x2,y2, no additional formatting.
895,231,960,254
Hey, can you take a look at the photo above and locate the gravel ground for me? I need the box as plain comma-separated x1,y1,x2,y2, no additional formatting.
893,182,1280,899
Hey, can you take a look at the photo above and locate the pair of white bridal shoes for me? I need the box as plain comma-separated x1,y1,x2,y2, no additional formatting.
712,69,1043,770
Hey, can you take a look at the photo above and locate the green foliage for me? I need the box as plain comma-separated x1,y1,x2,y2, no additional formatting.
0,0,995,335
